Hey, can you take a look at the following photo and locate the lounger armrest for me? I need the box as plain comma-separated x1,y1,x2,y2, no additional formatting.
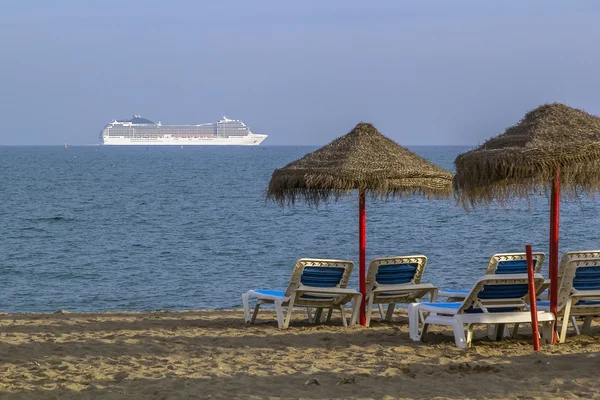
536,280,550,288
571,289,600,298
296,287,361,296
457,310,555,324
373,283,437,293
411,283,437,289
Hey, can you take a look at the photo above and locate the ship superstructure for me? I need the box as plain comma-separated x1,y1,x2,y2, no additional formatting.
100,115,267,146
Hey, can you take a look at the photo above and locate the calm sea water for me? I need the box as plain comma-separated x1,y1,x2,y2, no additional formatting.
0,145,598,313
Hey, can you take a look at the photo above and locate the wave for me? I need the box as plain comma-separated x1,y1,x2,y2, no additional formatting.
32,216,75,222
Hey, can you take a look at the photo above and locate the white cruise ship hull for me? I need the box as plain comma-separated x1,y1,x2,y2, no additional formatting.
103,134,268,146
101,115,268,146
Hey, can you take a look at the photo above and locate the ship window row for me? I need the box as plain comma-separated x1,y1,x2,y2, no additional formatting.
218,127,248,131
107,128,217,135
217,123,245,128
217,128,249,135
107,134,219,138
107,131,248,136
108,133,218,137
105,129,251,137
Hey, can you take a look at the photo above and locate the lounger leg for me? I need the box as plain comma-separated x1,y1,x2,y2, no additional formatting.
378,304,385,319
314,308,323,325
466,324,474,347
349,294,362,326
429,288,438,302
339,306,347,327
512,324,520,338
283,296,296,329
559,299,573,343
571,316,580,335
408,303,422,341
452,320,468,349
484,324,509,340
486,324,495,340
274,299,285,329
582,316,593,335
327,308,333,322
242,292,251,323
421,323,429,340
306,308,314,323
366,294,375,327
495,324,509,341
349,298,357,325
559,315,571,343
251,302,262,324
542,321,553,344
385,303,396,321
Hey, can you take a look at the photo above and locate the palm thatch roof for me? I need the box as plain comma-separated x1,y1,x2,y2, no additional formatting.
267,122,453,206
454,103,600,207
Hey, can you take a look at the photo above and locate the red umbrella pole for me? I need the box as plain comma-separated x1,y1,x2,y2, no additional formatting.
549,167,561,344
359,190,367,326
526,244,540,351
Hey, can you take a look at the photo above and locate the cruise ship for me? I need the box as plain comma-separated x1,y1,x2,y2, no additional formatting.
100,115,268,146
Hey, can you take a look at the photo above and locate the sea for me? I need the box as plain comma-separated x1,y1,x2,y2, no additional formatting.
0,145,598,313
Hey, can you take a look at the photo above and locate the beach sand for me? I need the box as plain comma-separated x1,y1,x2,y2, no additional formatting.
0,309,599,399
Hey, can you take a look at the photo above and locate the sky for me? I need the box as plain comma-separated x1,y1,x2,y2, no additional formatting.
0,0,599,146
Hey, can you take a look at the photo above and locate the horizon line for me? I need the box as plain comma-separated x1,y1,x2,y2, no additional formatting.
0,143,477,147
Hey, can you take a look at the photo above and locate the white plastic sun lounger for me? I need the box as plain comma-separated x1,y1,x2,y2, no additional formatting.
438,252,546,301
241,258,362,329
364,255,437,327
537,253,600,343
408,273,555,349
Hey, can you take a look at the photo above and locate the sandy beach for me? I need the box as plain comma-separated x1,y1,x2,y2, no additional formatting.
0,309,598,399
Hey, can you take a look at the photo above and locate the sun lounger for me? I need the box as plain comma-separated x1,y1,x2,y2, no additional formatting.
547,250,600,290
364,255,437,327
438,252,546,301
241,258,362,329
408,273,555,348
537,253,600,343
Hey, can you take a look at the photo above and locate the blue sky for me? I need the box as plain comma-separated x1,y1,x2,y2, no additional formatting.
1,1,599,145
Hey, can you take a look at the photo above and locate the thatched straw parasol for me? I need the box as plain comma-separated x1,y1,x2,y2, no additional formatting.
454,102,600,342
267,122,453,325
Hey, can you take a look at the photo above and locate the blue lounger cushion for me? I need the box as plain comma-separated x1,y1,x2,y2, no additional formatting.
375,263,419,285
420,301,517,314
419,302,462,309
253,290,286,297
301,267,346,287
496,259,537,274
253,289,337,300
